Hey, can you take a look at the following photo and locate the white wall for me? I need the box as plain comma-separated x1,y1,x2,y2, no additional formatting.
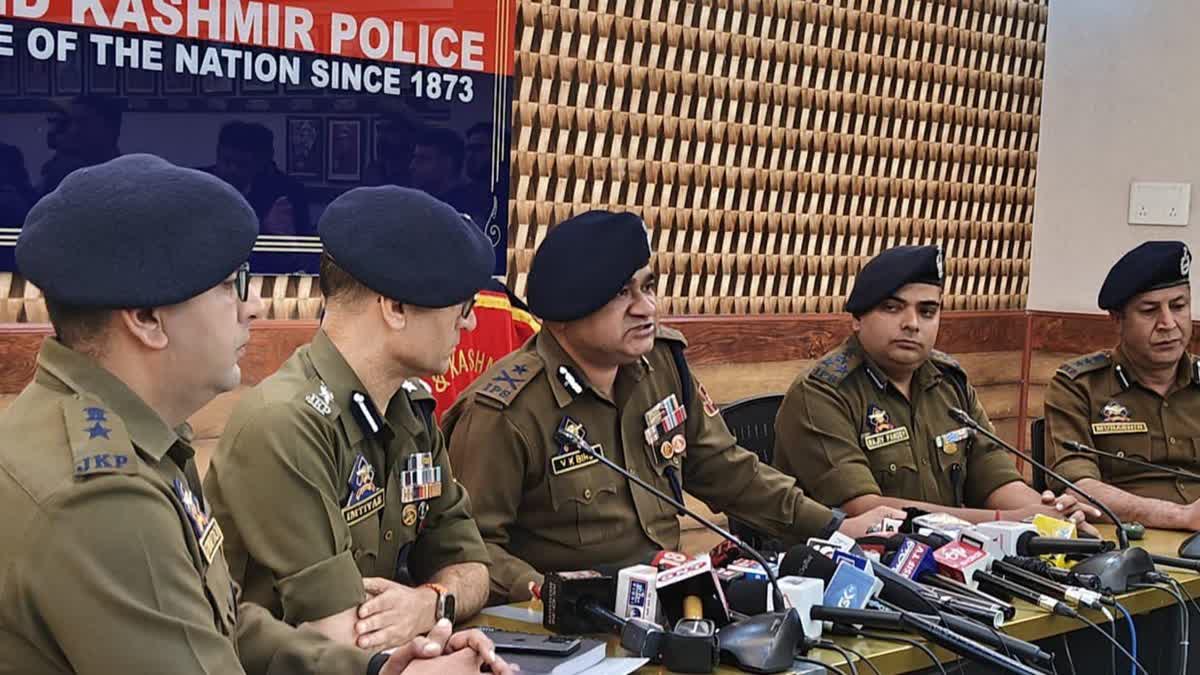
1029,0,1200,314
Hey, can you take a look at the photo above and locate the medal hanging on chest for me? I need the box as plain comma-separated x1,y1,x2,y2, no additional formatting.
401,452,442,503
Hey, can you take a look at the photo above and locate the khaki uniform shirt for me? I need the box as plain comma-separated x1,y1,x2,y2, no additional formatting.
774,335,1023,509
205,330,488,625
0,338,371,674
1044,348,1200,503
442,327,835,604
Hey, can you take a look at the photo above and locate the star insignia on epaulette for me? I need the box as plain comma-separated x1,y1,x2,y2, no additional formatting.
85,422,112,439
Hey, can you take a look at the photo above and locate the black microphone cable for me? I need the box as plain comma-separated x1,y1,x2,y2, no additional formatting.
812,640,867,675
1131,579,1188,675
853,630,947,675
1071,609,1150,675
794,655,848,675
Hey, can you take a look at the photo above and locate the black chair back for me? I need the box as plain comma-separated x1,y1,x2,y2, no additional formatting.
720,394,785,550
1030,417,1047,492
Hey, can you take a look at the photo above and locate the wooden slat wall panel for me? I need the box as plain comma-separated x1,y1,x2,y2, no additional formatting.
506,0,1048,314
0,0,1048,320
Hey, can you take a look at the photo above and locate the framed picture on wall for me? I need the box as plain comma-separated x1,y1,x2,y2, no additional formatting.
201,73,234,95
326,118,362,182
124,67,158,95
88,58,120,95
286,116,323,179
0,51,18,97
22,56,51,95
162,47,195,95
54,49,84,95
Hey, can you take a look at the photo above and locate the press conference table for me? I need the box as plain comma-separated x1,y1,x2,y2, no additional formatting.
469,527,1200,674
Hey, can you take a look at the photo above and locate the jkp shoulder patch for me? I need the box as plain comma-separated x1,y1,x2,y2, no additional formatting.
1056,352,1112,380
342,454,386,525
173,478,224,564
305,381,336,416
65,401,137,479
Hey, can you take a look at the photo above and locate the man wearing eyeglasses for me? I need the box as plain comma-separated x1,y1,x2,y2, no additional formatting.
205,186,493,651
0,156,510,675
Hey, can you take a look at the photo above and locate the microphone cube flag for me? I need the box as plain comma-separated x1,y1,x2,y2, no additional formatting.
617,565,663,623
934,538,990,587
823,562,877,610
776,577,825,638
654,553,731,626
890,538,938,580
1032,514,1077,569
971,521,1037,558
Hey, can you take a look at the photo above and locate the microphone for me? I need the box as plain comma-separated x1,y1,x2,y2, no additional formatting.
989,558,1108,610
1016,531,1115,557
1064,439,1200,480
616,564,663,622
948,407,1158,593
555,426,787,611
541,571,621,634
780,544,1051,666
949,407,1128,548
652,551,732,627
811,605,1045,675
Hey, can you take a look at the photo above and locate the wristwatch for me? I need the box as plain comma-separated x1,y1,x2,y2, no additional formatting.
816,508,847,540
422,582,456,624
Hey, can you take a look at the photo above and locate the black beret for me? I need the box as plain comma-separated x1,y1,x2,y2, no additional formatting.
1098,241,1191,310
318,186,493,307
527,210,651,321
16,154,257,308
845,245,945,315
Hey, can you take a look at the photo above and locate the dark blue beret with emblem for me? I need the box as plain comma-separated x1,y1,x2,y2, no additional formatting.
845,245,945,316
319,186,494,307
1098,241,1191,310
16,154,258,307
527,210,652,321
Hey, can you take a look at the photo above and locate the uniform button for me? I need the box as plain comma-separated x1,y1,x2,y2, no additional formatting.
354,549,364,560
1170,437,1178,445
1164,401,1170,408
1117,451,1126,458
921,458,929,466
889,463,898,473
384,530,394,541
583,488,593,500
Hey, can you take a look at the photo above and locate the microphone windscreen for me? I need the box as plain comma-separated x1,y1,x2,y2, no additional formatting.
724,577,771,615
780,544,841,580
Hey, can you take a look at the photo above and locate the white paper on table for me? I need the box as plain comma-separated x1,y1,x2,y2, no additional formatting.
479,604,544,625
576,657,649,675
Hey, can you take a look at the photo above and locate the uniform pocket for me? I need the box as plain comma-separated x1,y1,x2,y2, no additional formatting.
866,442,919,493
349,516,380,573
1094,431,1151,478
548,469,620,545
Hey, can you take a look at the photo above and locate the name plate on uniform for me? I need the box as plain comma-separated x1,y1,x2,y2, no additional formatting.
199,520,225,565
1090,422,1149,435
343,492,386,526
863,427,911,451
551,449,600,475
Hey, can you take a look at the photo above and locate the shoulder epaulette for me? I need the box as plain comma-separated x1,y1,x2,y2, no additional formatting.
655,325,688,347
64,398,139,479
299,376,341,418
808,345,863,386
476,352,545,409
929,349,965,375
401,378,434,401
1056,351,1112,380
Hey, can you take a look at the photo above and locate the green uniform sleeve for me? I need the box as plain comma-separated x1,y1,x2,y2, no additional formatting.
208,403,364,624
681,374,835,543
961,382,1024,507
1042,375,1104,486
407,424,490,582
445,403,543,604
25,480,248,675
234,602,372,675
773,379,882,507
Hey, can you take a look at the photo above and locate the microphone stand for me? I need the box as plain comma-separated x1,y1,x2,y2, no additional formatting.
949,408,1157,593
1064,439,1200,481
555,429,788,612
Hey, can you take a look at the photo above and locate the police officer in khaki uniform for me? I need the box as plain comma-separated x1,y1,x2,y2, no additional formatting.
442,211,903,603
1045,241,1200,530
0,155,510,675
774,245,1098,526
206,187,492,650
